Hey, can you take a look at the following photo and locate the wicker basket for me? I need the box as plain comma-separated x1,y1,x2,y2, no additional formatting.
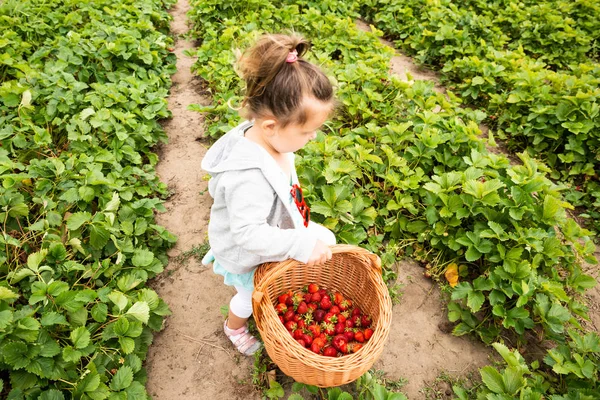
252,244,392,387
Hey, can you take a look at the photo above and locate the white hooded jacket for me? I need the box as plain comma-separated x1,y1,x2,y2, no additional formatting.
201,121,319,275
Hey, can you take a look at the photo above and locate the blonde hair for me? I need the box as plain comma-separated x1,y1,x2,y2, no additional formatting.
236,33,334,127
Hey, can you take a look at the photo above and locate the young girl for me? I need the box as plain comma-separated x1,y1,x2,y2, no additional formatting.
201,34,337,356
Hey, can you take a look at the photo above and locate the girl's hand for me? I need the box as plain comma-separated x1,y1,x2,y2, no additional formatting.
306,240,332,267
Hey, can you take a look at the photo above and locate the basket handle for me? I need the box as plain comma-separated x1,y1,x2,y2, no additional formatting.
254,245,382,299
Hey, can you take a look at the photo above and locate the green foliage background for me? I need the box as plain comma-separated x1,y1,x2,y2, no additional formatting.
0,0,177,398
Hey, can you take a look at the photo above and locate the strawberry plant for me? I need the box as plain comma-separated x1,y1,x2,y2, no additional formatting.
0,0,176,397
357,0,600,237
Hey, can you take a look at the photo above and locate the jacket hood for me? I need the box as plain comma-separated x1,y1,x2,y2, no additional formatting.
201,120,265,174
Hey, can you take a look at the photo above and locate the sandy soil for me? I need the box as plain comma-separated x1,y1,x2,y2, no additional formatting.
143,4,599,399
145,1,260,399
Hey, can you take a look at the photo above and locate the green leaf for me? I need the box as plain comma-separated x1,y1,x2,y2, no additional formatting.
465,246,482,261
132,249,154,267
481,366,505,394
70,326,91,349
48,281,69,297
62,346,83,363
104,192,120,212
39,389,65,400
288,395,304,400
126,301,150,324
542,196,564,224
110,365,133,391
119,337,136,354
467,291,485,313
27,249,48,272
0,287,19,302
91,303,108,322
451,283,472,300
66,212,91,230
41,312,68,326
502,367,525,395
265,380,284,398
48,243,67,261
89,224,110,249
0,310,13,330
108,291,128,312
371,383,387,400
328,388,343,400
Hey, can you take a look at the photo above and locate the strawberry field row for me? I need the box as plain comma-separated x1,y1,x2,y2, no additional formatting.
0,0,176,398
356,0,600,236
187,0,599,397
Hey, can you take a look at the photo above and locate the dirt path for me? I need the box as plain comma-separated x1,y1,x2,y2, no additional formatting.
143,7,597,400
144,1,259,399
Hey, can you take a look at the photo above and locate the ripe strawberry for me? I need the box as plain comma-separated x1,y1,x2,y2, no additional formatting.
302,334,313,347
345,319,354,329
296,339,306,347
296,301,308,314
308,324,321,337
323,312,338,325
364,328,374,340
285,296,294,307
361,315,372,328
351,315,362,327
339,299,352,311
350,343,363,353
293,329,304,340
297,320,306,330
321,322,335,336
311,342,323,354
311,292,322,303
320,296,332,311
317,289,327,297
313,309,326,323
343,330,354,342
278,292,291,305
352,307,362,317
313,337,326,348
279,315,284,324
292,313,302,323
275,303,287,315
334,322,346,335
323,346,338,357
303,293,313,303
292,293,304,306
332,335,348,354
333,292,345,305
285,321,297,331
336,313,347,324
284,310,295,322
329,305,341,315
308,283,319,294
354,331,365,343
308,302,318,312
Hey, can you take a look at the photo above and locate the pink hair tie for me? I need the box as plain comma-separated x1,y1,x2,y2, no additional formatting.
286,49,298,63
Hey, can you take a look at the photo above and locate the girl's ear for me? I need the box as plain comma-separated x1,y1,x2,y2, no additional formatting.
260,118,278,137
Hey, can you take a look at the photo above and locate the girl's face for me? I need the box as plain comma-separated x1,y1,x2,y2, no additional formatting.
268,97,333,154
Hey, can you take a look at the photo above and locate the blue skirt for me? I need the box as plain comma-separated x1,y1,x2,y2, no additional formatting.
202,249,255,292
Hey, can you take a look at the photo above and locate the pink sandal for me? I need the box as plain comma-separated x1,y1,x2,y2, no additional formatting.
224,320,261,356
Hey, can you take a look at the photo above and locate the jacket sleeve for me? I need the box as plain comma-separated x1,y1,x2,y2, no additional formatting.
223,169,317,263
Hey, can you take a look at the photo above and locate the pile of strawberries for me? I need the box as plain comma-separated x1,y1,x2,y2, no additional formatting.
275,283,374,357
